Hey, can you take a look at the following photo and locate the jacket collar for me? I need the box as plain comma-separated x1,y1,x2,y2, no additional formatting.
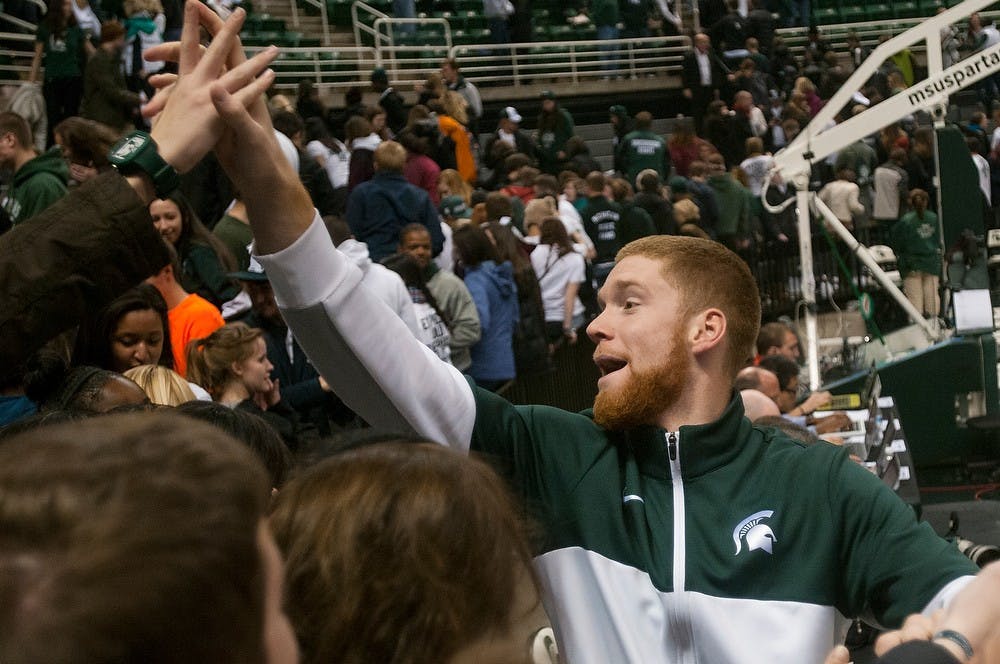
623,392,750,481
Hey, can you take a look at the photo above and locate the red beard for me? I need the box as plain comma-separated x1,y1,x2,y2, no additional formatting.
593,334,691,430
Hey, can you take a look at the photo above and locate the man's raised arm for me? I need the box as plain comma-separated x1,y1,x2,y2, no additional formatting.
206,45,476,449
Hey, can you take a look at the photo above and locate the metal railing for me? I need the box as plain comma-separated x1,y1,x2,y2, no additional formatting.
775,10,1000,59
288,0,331,46
0,31,36,86
448,34,691,88
244,33,691,93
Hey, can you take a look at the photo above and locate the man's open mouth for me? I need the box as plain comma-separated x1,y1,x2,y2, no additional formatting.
594,355,628,377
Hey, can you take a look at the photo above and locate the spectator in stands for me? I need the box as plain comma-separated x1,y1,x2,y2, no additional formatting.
609,105,632,173
0,111,68,226
872,147,910,240
397,123,441,205
758,354,851,434
705,151,752,251
430,91,476,183
502,163,538,204
271,110,342,217
438,167,473,205
75,283,174,374
121,0,165,99
681,33,731,134
564,136,602,178
399,223,481,372
80,21,142,132
608,177,656,245
364,105,393,141
295,80,325,125
145,241,224,377
845,30,870,71
818,168,865,235
441,58,482,129
708,0,747,54
28,0,91,146
740,388,781,421
211,193,252,270
452,224,518,390
621,0,652,40
484,106,535,173
370,67,407,135
805,24,830,61
745,0,774,55
382,253,453,363
0,412,298,663
555,175,594,253
483,0,514,44
52,116,117,186
270,440,552,664
123,364,197,405
590,0,620,75
28,363,151,413
734,364,781,402
391,0,415,36
892,188,941,320
617,110,670,185
769,35,799,96
680,163,720,237
150,192,239,308
531,216,587,347
739,136,773,200
634,169,677,235
303,117,350,211
667,117,708,177
756,320,801,363
346,140,444,262
835,137,878,217
187,322,308,449
734,58,770,109
343,115,381,192
535,91,575,174
580,171,623,287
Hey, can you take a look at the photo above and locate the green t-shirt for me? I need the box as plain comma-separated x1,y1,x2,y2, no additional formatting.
35,23,85,81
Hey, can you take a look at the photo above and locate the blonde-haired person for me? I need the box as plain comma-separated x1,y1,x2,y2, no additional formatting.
124,364,197,406
437,168,472,204
270,440,556,664
187,322,305,450
430,91,476,184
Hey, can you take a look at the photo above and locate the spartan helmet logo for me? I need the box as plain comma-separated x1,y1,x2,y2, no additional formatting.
733,510,777,556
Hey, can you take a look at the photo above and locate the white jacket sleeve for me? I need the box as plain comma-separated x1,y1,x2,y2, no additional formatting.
255,213,477,450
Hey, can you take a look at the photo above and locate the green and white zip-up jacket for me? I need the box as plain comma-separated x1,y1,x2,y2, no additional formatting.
258,215,977,664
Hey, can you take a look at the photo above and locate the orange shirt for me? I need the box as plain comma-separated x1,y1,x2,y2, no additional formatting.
169,293,225,377
437,114,477,184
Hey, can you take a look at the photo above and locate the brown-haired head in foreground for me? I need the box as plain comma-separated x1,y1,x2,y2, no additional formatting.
269,442,542,664
0,412,271,664
616,235,760,376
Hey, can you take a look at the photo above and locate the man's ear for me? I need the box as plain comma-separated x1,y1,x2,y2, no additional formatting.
689,307,727,356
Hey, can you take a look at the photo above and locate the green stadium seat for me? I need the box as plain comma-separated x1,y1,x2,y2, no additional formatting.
327,0,353,27
839,2,866,21
864,3,892,19
893,0,920,17
919,0,944,12
813,6,838,23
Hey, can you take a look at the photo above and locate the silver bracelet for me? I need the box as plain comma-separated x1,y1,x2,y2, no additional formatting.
933,629,974,660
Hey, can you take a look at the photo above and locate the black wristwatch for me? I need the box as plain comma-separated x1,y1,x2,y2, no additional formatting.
108,130,180,199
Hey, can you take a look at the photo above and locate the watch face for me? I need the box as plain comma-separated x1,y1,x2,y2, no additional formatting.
111,135,147,161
